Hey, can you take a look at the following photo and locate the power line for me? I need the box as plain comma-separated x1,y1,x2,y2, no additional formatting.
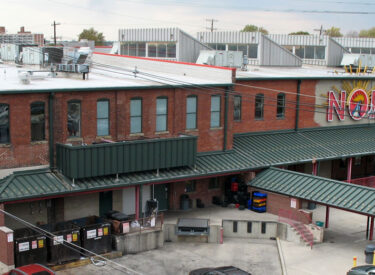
0,208,142,275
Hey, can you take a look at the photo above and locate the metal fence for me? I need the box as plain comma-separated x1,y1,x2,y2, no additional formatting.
125,213,164,235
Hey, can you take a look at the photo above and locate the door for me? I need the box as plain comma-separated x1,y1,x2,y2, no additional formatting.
99,191,113,217
122,188,135,215
154,184,168,211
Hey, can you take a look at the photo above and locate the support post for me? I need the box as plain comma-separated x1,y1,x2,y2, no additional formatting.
0,203,4,226
347,157,353,183
295,80,301,131
312,159,317,176
223,86,229,151
139,185,143,220
370,217,374,241
49,93,55,169
135,186,140,220
325,206,330,228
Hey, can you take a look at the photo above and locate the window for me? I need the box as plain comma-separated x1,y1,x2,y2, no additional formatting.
209,178,220,189
261,222,266,234
255,94,264,119
130,98,142,134
148,44,157,57
233,221,238,233
186,96,197,130
97,99,109,136
157,44,167,57
276,93,285,119
156,97,168,132
147,43,176,58
120,42,146,57
294,45,325,59
247,222,252,233
210,95,221,128
31,102,45,141
186,180,196,192
248,44,258,58
305,46,314,59
0,104,9,143
167,43,176,58
238,44,248,56
233,95,241,121
67,101,81,137
228,44,237,51
315,46,325,59
295,46,304,58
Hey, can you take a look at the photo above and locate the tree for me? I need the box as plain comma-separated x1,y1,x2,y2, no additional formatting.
359,27,375,38
241,24,268,35
289,31,310,35
325,27,343,37
78,28,105,45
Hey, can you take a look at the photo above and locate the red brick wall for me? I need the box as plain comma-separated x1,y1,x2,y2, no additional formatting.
168,177,224,210
233,79,319,134
0,93,49,168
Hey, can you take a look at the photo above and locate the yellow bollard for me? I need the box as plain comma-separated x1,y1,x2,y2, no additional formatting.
353,256,357,267
373,251,375,265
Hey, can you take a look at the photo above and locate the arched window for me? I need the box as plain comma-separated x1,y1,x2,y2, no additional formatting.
130,97,142,134
0,104,9,143
31,102,45,141
186,95,197,130
277,93,285,118
156,97,168,132
67,100,81,137
97,99,109,136
255,94,264,119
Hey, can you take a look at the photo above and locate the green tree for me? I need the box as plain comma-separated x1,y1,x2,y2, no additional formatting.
289,31,310,35
325,27,343,37
359,27,375,37
78,28,105,45
241,24,268,35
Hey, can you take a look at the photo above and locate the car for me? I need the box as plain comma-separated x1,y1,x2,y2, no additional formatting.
2,264,55,275
189,266,251,275
347,265,375,275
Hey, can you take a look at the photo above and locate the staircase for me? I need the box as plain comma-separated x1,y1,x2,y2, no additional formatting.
279,209,315,249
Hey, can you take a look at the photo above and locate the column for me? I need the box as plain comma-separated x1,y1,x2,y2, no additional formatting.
325,206,330,228
347,157,353,183
135,186,140,220
370,217,374,241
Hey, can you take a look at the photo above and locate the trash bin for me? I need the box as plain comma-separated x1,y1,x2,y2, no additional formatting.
69,216,112,255
14,228,47,267
40,222,81,264
180,194,190,210
365,244,375,264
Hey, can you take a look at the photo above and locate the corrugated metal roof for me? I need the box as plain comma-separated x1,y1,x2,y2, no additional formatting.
248,167,375,216
234,125,375,167
3,125,375,203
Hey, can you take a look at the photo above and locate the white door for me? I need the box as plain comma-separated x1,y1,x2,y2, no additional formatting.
122,187,135,215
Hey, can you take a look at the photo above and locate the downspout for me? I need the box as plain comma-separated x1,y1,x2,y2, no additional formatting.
295,80,301,131
49,93,55,169
223,86,229,151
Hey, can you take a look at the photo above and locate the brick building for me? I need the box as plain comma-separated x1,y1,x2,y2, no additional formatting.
1,40,375,270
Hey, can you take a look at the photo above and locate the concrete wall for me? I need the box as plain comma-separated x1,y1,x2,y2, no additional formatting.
163,223,221,244
222,220,278,239
5,201,48,229
64,193,99,221
113,229,164,254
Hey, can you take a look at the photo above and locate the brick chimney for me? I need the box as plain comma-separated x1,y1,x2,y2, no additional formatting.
0,27,5,34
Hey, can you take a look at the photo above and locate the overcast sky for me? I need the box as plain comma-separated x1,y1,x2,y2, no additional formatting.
2,0,375,41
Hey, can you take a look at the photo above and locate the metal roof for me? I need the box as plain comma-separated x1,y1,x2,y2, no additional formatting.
233,125,375,167
3,125,375,203
248,167,375,216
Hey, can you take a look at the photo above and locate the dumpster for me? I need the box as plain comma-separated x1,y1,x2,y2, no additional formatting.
105,210,130,234
40,222,81,264
69,216,112,255
14,228,47,267
365,244,375,264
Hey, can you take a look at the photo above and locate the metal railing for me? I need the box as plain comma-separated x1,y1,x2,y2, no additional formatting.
278,209,314,249
345,176,375,188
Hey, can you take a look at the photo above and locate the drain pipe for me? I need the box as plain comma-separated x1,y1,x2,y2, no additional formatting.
49,93,55,169
295,80,301,131
223,86,230,151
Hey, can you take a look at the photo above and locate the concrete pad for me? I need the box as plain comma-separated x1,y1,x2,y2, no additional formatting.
56,238,281,275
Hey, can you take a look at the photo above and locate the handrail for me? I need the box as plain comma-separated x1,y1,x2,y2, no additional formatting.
345,176,375,188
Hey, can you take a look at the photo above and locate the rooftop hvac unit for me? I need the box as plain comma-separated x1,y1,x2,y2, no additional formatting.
341,53,375,69
196,50,243,68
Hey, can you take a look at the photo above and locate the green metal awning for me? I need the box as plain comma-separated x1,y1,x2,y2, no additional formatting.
2,125,375,203
234,125,375,168
249,167,375,216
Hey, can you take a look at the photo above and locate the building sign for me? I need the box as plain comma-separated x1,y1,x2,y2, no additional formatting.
327,82,375,121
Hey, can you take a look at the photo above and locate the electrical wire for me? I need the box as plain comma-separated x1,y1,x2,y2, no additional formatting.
13,46,375,119
0,209,142,275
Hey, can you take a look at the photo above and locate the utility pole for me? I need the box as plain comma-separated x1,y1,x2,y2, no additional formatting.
206,19,218,32
314,25,326,36
51,21,61,46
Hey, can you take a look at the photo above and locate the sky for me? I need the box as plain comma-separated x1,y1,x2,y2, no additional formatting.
2,0,375,41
